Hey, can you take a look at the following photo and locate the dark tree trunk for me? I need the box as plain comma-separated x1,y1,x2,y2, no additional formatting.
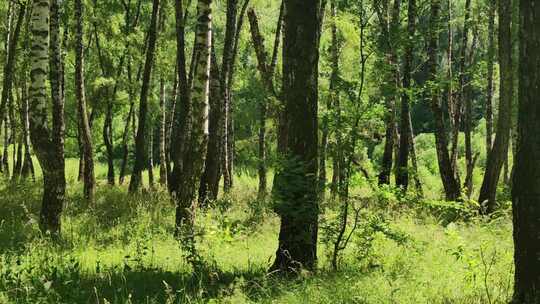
247,7,282,199
75,0,96,203
168,0,191,194
159,79,168,186
148,130,155,188
0,2,24,131
119,99,134,185
512,0,540,301
165,72,178,181
485,0,495,155
221,0,251,194
115,0,142,186
129,0,160,193
103,99,115,186
396,0,416,190
377,0,401,186
170,0,212,250
2,117,9,177
271,0,320,273
446,0,457,173
92,12,117,186
19,21,35,182
257,95,268,199
119,58,136,185
428,0,461,201
10,94,21,180
461,0,474,197
479,0,513,214
221,0,240,194
199,50,222,204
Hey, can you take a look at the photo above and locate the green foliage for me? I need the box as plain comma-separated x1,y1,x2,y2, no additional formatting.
0,160,515,303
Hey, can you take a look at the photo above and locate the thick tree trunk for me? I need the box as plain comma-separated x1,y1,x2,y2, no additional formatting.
428,0,461,201
479,0,513,214
271,0,320,273
170,0,212,247
396,0,416,190
512,0,540,301
75,0,96,203
29,0,66,235
129,0,160,193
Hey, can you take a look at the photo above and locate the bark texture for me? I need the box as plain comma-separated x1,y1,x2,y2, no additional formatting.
0,2,24,134
271,0,320,273
377,0,401,186
428,0,461,201
396,0,415,190
129,0,161,192
479,0,513,214
75,0,96,203
512,0,540,301
170,0,212,236
29,0,66,234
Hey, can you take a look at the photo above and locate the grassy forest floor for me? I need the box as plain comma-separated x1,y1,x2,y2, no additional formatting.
0,159,513,303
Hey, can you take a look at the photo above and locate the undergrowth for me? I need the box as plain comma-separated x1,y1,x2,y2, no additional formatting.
0,165,513,303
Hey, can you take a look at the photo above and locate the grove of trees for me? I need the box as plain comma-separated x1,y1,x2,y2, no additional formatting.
1,0,540,302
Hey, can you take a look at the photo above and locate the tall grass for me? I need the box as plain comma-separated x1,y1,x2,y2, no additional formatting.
0,158,513,303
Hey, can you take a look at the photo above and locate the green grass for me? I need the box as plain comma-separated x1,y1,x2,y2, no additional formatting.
0,160,513,303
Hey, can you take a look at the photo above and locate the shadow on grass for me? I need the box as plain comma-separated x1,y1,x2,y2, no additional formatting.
0,182,43,254
1,259,287,303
